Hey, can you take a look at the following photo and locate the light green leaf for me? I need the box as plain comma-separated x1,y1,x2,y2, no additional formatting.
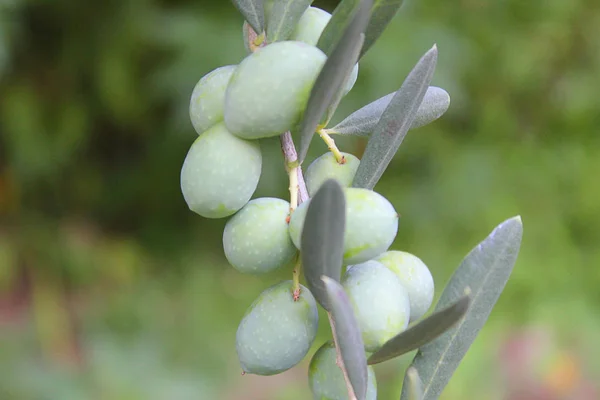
405,367,424,400
401,216,523,400
352,45,437,189
297,0,372,163
367,296,470,365
301,179,346,311
322,276,369,400
266,0,312,42
231,0,265,35
329,86,450,137
317,0,360,56
360,0,404,59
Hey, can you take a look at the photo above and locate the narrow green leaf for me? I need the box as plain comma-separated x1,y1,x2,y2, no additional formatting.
405,367,424,400
329,86,450,137
367,296,470,365
316,0,360,56
352,45,437,190
401,216,523,400
266,0,312,42
360,0,404,59
301,180,346,311
231,0,265,35
322,276,369,400
297,0,373,163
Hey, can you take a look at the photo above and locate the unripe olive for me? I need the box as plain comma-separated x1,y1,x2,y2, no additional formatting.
189,65,236,135
180,122,261,218
224,41,327,139
236,281,319,375
375,251,434,322
223,197,297,274
305,152,360,196
290,6,359,97
288,188,398,265
308,341,377,400
342,260,410,352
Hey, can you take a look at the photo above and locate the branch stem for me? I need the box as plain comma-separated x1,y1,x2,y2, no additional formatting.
292,256,302,301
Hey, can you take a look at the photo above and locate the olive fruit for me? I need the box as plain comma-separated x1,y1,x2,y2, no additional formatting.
342,260,410,352
189,65,236,135
236,281,319,375
376,250,434,321
180,122,261,218
305,152,360,196
223,198,297,274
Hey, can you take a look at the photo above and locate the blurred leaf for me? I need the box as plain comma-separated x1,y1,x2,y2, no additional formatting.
401,216,523,400
360,0,403,59
405,367,424,400
367,295,470,365
231,0,265,34
330,86,450,136
266,0,312,42
297,0,372,163
301,180,346,311
317,0,360,56
352,45,437,189
323,276,368,400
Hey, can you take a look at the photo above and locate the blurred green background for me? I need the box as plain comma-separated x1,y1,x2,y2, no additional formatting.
1,0,599,399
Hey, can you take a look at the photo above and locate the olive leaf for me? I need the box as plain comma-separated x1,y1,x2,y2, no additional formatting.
329,86,450,137
401,216,523,400
360,0,404,59
231,0,265,35
301,180,346,311
317,0,360,56
297,0,372,164
266,0,312,42
367,295,470,365
323,276,369,400
352,45,437,190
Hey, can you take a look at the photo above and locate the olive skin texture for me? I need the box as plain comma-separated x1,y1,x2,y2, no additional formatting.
342,260,411,352
376,250,435,321
305,152,360,196
223,197,297,274
224,41,327,139
180,122,262,218
236,281,319,375
308,341,377,400
189,65,236,135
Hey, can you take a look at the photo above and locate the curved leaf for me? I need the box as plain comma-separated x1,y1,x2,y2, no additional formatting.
297,0,372,163
323,276,369,400
301,180,345,311
231,0,265,35
360,0,404,59
401,216,523,400
330,86,450,137
317,0,360,56
367,295,470,365
266,0,312,42
352,45,437,190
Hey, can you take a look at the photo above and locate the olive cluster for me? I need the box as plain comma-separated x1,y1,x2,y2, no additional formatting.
180,5,435,399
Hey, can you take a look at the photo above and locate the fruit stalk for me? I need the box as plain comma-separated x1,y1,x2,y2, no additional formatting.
328,312,358,400
318,129,346,164
280,131,309,205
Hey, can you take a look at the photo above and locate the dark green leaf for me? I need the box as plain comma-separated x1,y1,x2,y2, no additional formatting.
352,45,437,189
329,86,450,137
266,0,312,42
317,0,360,56
401,216,523,400
360,0,404,59
322,276,368,400
297,0,373,163
301,180,345,311
231,0,265,35
405,367,424,400
367,296,470,365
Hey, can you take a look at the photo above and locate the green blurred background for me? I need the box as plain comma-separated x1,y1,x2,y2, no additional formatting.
1,0,599,399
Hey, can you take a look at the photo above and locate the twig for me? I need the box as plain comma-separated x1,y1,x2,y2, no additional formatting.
280,131,309,205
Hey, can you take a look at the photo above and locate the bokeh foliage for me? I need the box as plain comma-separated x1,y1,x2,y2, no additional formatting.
1,0,599,398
